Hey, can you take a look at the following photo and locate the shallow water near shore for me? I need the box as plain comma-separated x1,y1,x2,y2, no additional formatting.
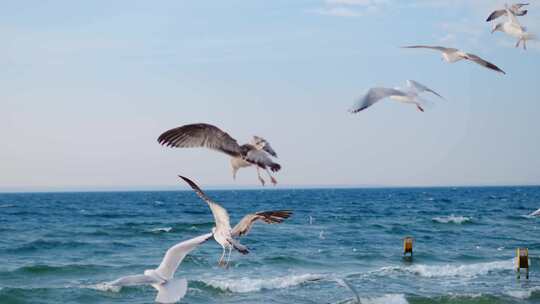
1,186,539,303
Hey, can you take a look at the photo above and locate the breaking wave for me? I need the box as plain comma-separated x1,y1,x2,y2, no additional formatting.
377,259,513,278
432,215,472,224
201,273,324,293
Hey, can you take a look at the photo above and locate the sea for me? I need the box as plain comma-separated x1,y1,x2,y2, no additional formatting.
1,186,539,304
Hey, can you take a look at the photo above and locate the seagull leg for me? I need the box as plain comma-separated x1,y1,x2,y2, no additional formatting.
523,40,527,50
515,39,521,48
256,167,265,186
218,248,226,267
226,246,233,268
264,168,277,185
416,104,425,112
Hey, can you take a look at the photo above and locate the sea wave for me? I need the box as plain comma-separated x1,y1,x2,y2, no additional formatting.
148,227,172,233
6,239,90,253
432,215,471,224
378,259,513,278
505,286,540,299
201,273,324,293
361,294,408,304
86,283,121,293
1,264,107,277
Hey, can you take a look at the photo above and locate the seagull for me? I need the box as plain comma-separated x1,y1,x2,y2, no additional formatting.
402,45,506,74
158,123,281,186
103,233,213,303
335,278,360,304
349,80,444,113
179,175,292,267
492,4,536,50
486,3,529,22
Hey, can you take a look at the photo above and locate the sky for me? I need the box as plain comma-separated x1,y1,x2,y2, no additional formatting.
1,0,540,192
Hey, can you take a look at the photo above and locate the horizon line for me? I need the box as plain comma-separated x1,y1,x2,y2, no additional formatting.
1,183,539,194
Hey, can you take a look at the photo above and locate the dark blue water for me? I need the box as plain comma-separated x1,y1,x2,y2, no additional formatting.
1,187,539,303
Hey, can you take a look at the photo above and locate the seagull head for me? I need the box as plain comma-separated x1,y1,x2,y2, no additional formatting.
251,136,266,149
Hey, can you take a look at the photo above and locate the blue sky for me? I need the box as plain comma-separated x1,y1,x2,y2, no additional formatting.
1,0,539,191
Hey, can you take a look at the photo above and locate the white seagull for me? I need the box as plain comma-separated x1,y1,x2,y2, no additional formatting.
103,233,213,303
486,3,529,22
158,123,281,186
402,45,506,74
349,80,444,113
179,175,292,267
492,4,536,50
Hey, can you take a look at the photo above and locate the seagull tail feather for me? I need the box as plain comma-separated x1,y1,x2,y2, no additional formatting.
153,278,188,304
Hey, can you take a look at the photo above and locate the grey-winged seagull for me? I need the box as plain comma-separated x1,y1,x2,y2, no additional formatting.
179,175,292,267
349,80,444,113
486,3,528,22
103,233,213,303
158,123,281,186
402,45,506,74
491,4,536,50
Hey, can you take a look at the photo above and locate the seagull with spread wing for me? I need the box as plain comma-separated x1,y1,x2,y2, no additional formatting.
179,175,292,267
103,233,213,303
486,3,528,22
349,80,444,113
158,123,281,186
402,45,506,74
492,4,536,50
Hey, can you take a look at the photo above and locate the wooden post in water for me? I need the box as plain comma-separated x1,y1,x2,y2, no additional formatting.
403,236,413,258
516,248,529,279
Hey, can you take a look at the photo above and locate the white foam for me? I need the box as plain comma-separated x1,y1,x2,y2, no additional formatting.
86,283,121,293
432,215,471,224
530,208,540,217
360,294,408,304
378,259,513,278
505,286,540,299
149,227,172,233
203,273,323,293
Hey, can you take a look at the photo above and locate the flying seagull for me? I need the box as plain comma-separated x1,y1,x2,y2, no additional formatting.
486,3,528,22
179,175,292,267
158,123,281,186
103,233,213,303
492,5,536,50
349,80,444,113
335,278,360,304
402,45,506,74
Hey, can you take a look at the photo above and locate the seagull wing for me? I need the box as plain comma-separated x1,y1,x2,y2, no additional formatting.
254,136,278,157
157,123,243,157
406,80,444,99
512,3,529,10
463,53,506,74
245,149,281,172
178,175,232,232
155,233,213,280
231,210,293,237
486,9,506,22
401,45,455,52
335,278,361,304
109,274,161,287
349,87,407,113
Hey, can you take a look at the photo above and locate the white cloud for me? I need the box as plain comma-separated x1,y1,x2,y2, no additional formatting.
313,6,366,17
314,0,390,17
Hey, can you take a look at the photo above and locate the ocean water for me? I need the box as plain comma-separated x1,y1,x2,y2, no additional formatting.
1,187,539,304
